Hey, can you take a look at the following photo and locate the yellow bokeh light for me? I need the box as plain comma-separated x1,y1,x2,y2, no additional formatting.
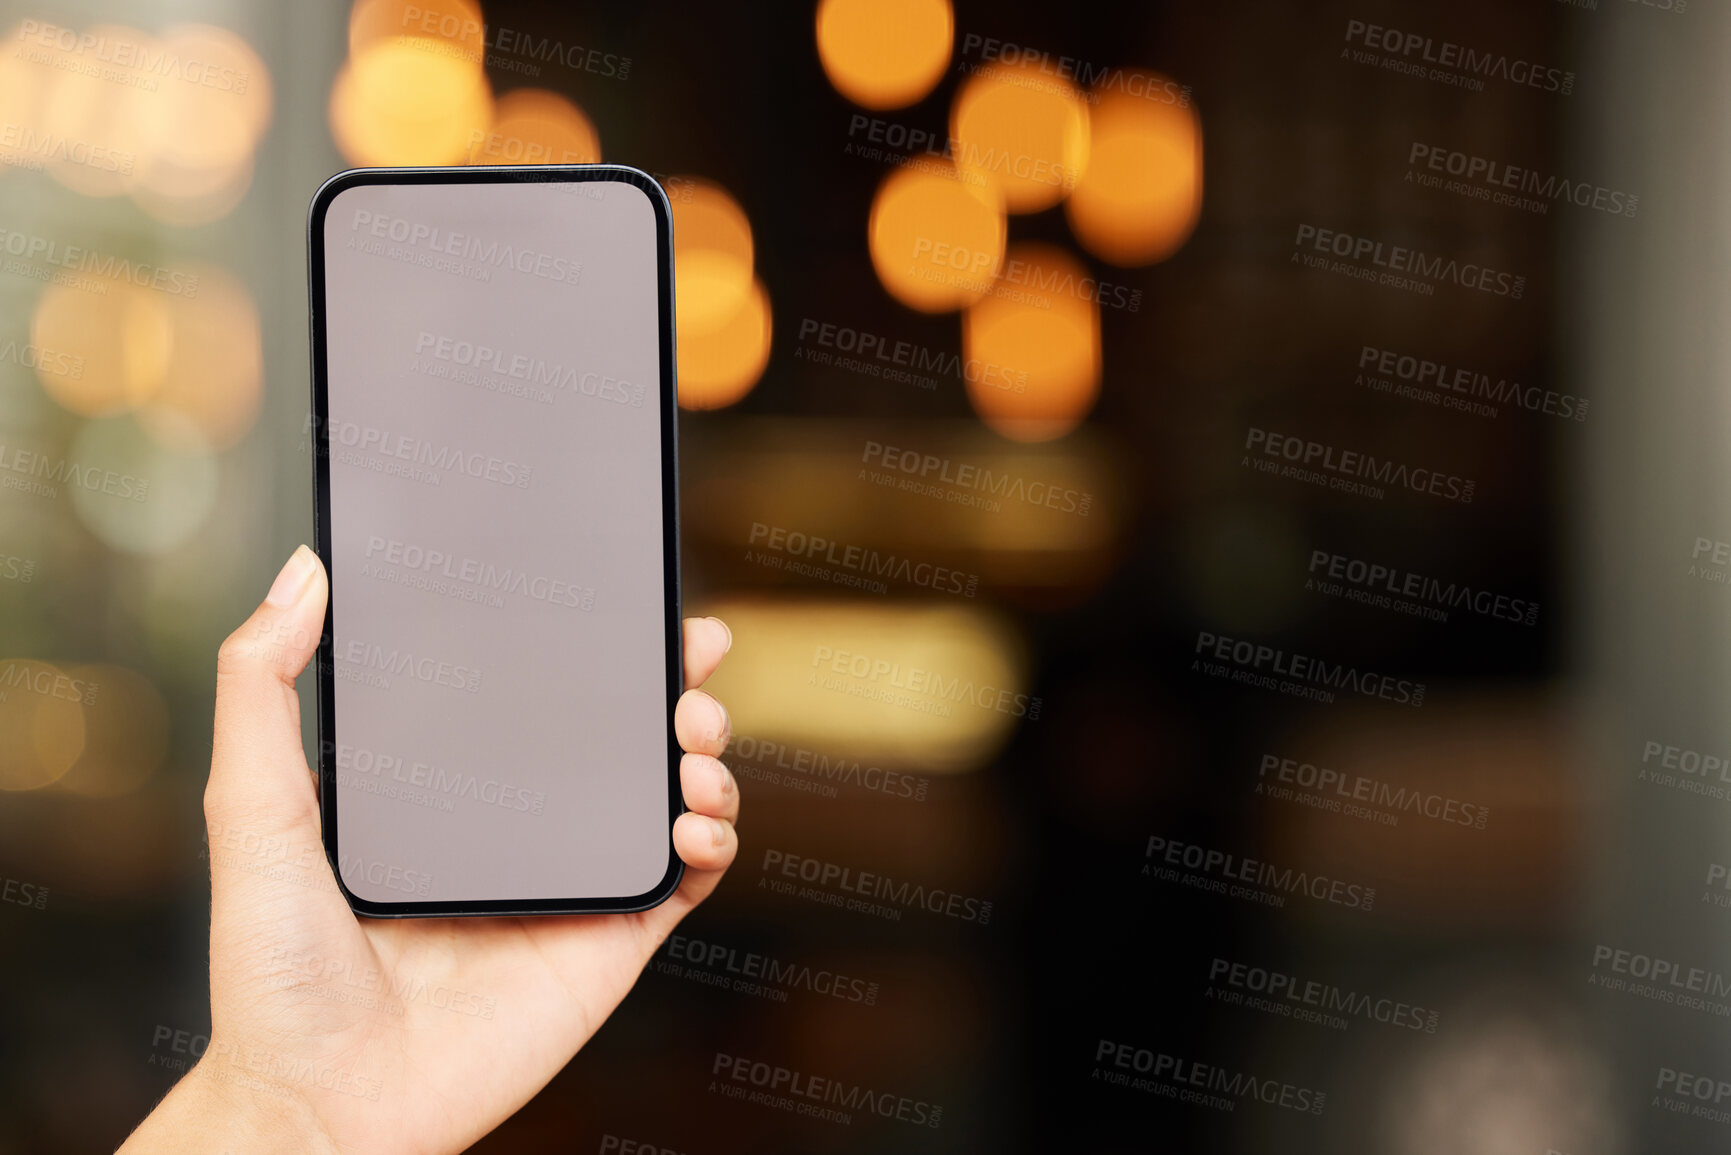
869,163,1004,313
1066,77,1202,266
815,0,953,111
350,0,486,61
139,264,263,452
695,597,1029,773
963,242,1100,442
55,664,170,797
950,58,1089,214
35,24,158,199
678,277,772,411
0,660,87,792
32,282,172,417
671,178,754,334
330,37,492,166
466,88,599,166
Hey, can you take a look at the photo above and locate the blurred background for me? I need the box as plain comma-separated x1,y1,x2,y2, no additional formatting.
0,0,1719,1150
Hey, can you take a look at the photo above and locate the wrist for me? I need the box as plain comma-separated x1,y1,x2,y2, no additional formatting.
120,1050,341,1155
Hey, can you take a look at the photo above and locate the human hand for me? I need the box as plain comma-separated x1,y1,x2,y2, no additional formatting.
120,545,739,1154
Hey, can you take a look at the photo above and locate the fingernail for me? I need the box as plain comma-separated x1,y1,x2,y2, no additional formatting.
707,816,728,846
713,699,732,748
717,759,735,797
266,546,317,607
706,616,732,653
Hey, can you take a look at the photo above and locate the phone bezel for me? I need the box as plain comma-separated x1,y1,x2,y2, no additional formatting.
306,164,684,918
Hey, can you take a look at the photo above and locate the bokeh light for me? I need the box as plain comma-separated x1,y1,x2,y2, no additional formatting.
34,23,156,200
1066,76,1202,266
678,277,772,410
950,58,1090,214
671,178,755,333
31,282,172,418
868,163,1005,312
815,0,954,110
696,597,1030,773
0,661,87,792
68,416,220,556
139,264,264,452
54,665,171,798
350,0,486,59
330,35,492,166
466,88,600,165
962,241,1101,442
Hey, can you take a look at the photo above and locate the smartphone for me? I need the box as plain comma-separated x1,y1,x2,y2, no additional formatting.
307,165,682,917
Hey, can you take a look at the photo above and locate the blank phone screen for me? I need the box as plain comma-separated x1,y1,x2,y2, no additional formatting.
315,172,675,909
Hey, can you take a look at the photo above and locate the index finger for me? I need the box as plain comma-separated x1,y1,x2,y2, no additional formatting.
683,616,732,689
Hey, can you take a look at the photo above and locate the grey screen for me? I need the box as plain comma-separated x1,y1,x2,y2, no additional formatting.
318,173,672,907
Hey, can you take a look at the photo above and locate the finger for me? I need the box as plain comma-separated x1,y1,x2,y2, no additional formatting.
206,545,329,842
633,815,739,946
674,688,730,758
679,752,739,825
682,616,731,690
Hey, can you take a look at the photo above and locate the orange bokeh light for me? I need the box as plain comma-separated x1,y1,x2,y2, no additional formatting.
350,0,486,60
962,242,1100,442
869,163,1004,313
466,88,599,166
678,277,772,411
31,282,171,417
1066,76,1202,266
139,264,264,452
950,58,1089,214
671,178,755,334
815,0,954,110
330,36,492,166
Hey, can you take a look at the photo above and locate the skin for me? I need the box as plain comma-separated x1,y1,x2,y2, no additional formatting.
120,546,739,1154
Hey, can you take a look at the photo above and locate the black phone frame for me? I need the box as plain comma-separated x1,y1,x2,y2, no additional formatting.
306,164,684,918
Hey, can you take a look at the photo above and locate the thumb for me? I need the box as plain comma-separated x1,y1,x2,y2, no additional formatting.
205,545,329,845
